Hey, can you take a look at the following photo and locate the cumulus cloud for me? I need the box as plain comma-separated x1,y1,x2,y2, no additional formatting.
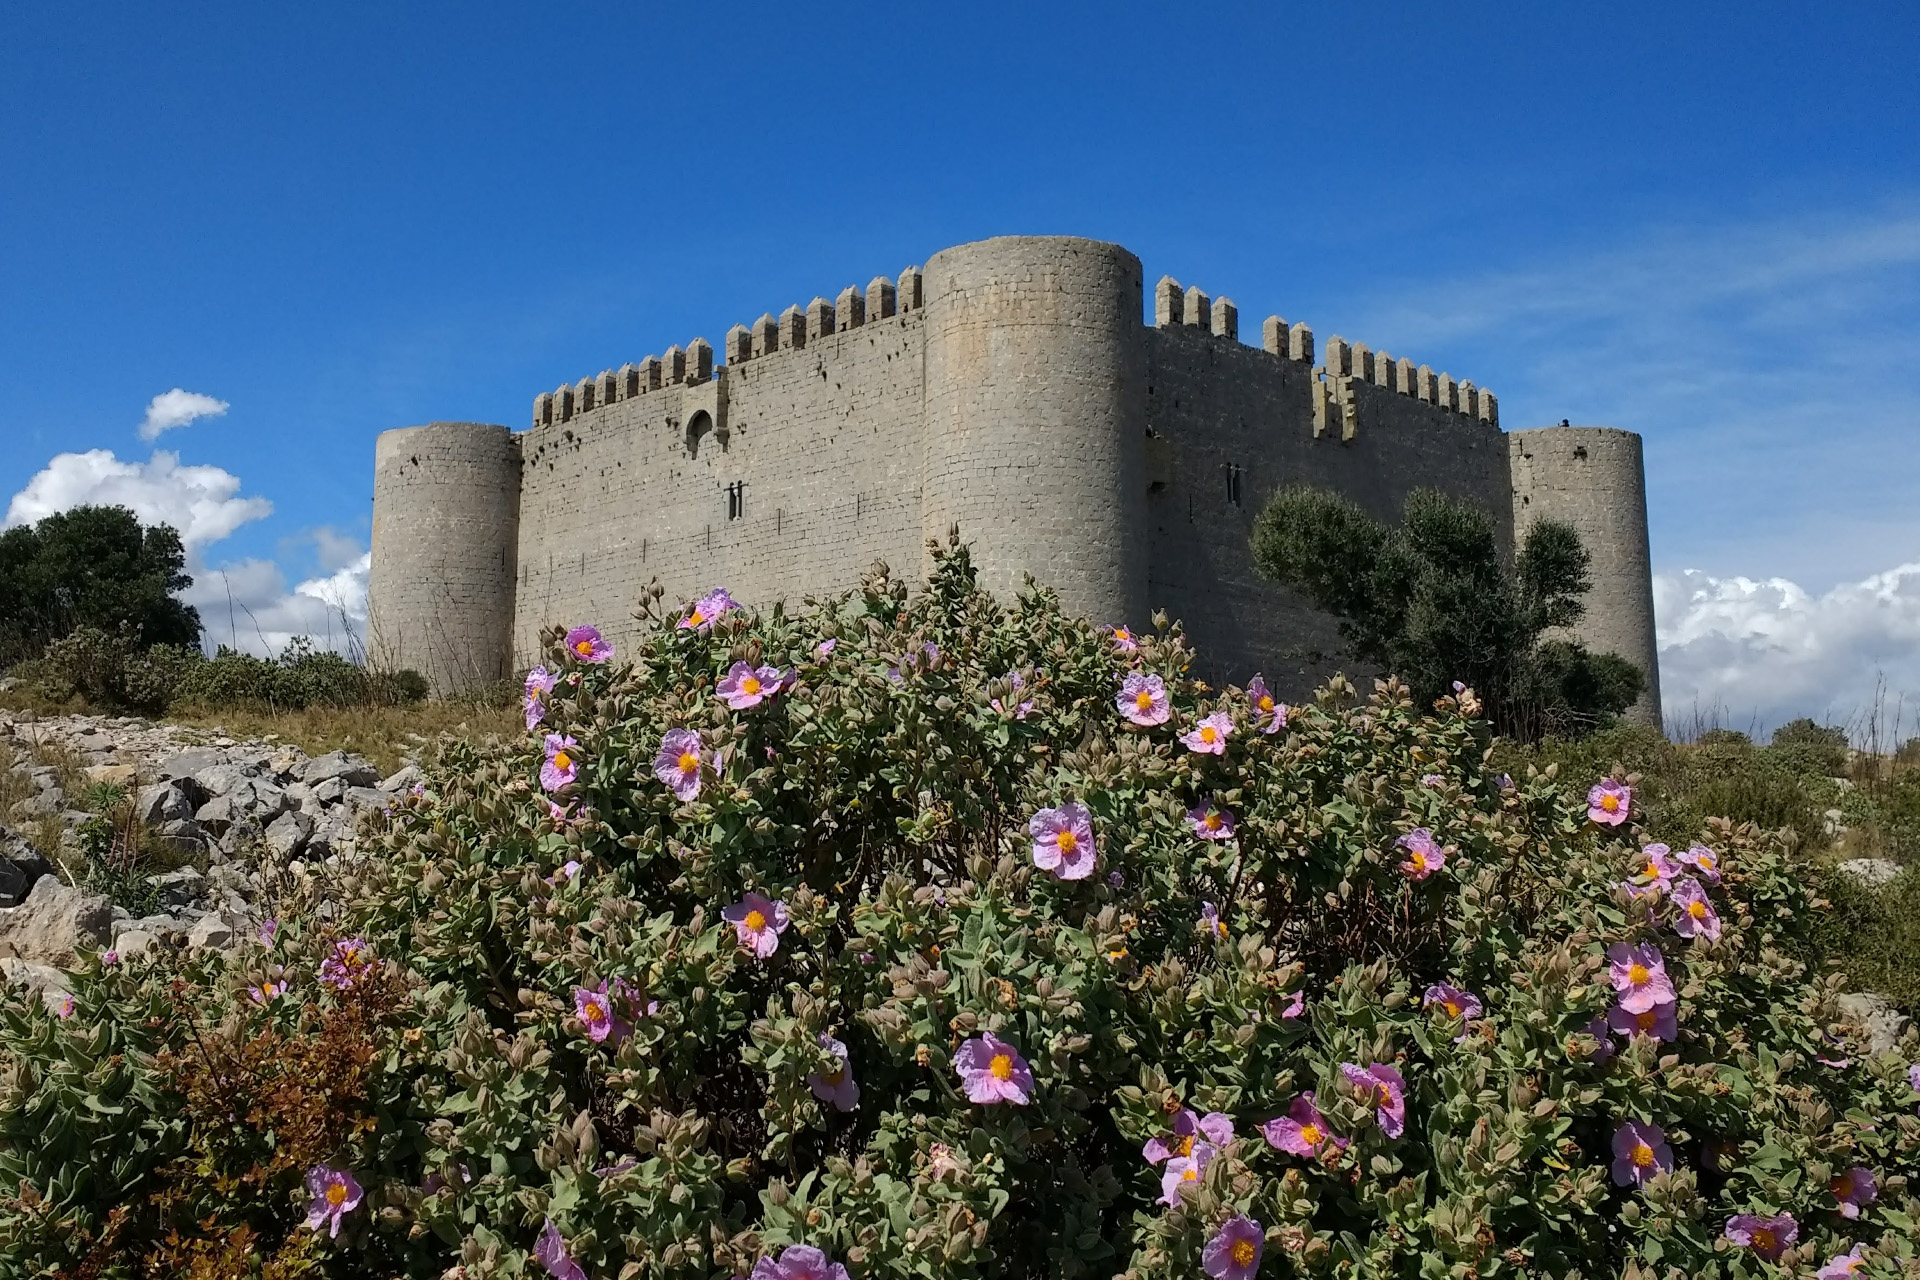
137,388,230,442
1655,561,1920,742
183,551,371,658
3,448,272,548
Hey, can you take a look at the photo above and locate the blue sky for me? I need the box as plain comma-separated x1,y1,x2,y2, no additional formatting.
3,2,1918,733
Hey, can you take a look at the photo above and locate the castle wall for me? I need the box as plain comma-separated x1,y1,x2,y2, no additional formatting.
920,237,1150,625
1509,426,1663,726
367,422,521,695
511,306,928,663
1141,319,1511,689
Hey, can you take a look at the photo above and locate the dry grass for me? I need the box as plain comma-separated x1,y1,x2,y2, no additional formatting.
162,701,518,777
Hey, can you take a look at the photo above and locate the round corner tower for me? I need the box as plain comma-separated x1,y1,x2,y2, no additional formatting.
368,421,521,696
920,236,1150,626
1509,426,1662,728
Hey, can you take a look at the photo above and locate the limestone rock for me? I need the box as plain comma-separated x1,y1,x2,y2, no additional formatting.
186,915,235,951
302,751,380,789
1,956,72,1012
85,763,138,788
1837,858,1904,889
136,781,196,825
151,866,206,909
264,809,313,858
0,876,112,967
1838,992,1910,1055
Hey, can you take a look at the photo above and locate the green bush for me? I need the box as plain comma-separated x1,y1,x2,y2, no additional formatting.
18,623,200,716
0,504,201,668
171,637,428,712
4,543,1918,1278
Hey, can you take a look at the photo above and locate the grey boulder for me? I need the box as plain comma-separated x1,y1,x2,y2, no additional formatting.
0,876,112,967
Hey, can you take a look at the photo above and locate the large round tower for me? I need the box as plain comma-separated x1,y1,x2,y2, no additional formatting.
920,236,1150,627
1509,426,1662,728
367,421,521,696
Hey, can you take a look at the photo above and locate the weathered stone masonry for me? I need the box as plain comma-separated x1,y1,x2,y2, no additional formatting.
368,235,1662,725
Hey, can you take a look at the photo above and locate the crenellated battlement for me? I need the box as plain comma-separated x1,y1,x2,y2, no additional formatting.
530,266,926,429
1151,274,1498,429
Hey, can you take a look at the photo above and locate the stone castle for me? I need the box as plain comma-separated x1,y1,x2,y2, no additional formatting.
367,235,1661,723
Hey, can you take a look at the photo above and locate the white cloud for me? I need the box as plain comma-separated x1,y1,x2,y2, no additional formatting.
3,448,272,548
1655,561,1920,743
137,388,230,442
309,525,366,573
182,552,370,659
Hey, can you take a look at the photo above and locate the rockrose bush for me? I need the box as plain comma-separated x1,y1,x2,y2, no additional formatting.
5,539,1920,1279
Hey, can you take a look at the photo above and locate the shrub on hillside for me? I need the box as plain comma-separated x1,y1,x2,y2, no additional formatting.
14,623,200,716
4,542,1918,1279
0,504,201,667
172,637,428,711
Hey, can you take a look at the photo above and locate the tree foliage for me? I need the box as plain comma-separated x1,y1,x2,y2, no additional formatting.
0,504,201,667
1249,486,1643,739
4,542,1915,1279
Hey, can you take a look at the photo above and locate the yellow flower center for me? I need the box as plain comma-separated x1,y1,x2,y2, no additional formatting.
553,751,572,771
1200,726,1218,743
989,1053,1014,1081
1831,1175,1849,1196
689,610,705,626
1299,1123,1322,1146
1055,829,1078,855
1181,1166,1199,1182
1175,1134,1194,1156
1258,695,1274,712
1204,812,1222,830
1632,1142,1655,1168
1753,1228,1775,1252
745,910,767,932
583,998,605,1022
574,639,593,656
326,1182,347,1207
677,751,699,773
1116,629,1130,642
1107,947,1127,960
1627,963,1650,985
1231,1240,1257,1267
1688,901,1708,919
1213,920,1228,937
823,1066,845,1085
1644,860,1661,877
1635,1010,1657,1031
1442,1000,1461,1018
1601,794,1620,813
1135,690,1154,711
1376,1085,1393,1107
741,676,761,695
1409,851,1429,872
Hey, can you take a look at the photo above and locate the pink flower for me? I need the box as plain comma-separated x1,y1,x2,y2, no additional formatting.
808,1033,860,1111
1681,842,1722,884
1636,843,1681,883
1396,828,1446,879
1831,1166,1877,1219
1029,803,1097,880
1187,800,1236,841
1144,1108,1233,1164
1607,942,1675,1014
1423,983,1483,1041
1671,877,1721,941
653,728,704,802
1588,778,1631,825
1111,625,1140,654
1909,1062,1920,1092
1180,711,1234,755
678,589,738,631
954,1031,1032,1105
1610,1120,1673,1186
1203,1215,1265,1280
1198,901,1229,940
750,1245,852,1280
1581,1013,1618,1062
1820,1245,1869,1279
563,625,612,664
303,1165,363,1238
101,950,118,966
1117,672,1171,726
815,637,837,656
524,665,556,730
722,892,790,958
540,733,581,793
1725,1212,1797,1261
55,993,75,1019
926,1143,960,1180
1341,1062,1407,1137
258,917,279,946
1281,989,1306,1019
1247,675,1287,733
1158,1144,1217,1206
717,661,786,710
319,937,373,990
1606,999,1678,1043
249,978,290,1005
573,981,630,1044
1262,1092,1346,1157
533,1218,589,1280
1420,773,1444,788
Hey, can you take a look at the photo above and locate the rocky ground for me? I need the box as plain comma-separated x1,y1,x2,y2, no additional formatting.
0,710,419,1012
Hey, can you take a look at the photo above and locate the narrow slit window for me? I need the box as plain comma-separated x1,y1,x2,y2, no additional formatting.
726,481,745,521
1224,463,1243,507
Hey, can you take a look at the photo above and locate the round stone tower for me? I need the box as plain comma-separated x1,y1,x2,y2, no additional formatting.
1509,426,1662,727
920,236,1150,627
367,421,521,696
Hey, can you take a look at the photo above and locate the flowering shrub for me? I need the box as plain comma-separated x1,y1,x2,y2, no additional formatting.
5,539,1920,1278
